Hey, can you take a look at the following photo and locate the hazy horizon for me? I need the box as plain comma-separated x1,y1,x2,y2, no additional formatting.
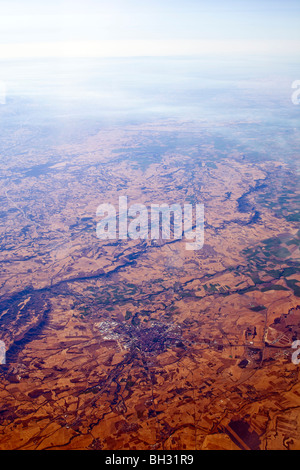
0,0,300,59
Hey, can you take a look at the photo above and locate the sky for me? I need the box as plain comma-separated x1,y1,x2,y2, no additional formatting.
0,0,299,58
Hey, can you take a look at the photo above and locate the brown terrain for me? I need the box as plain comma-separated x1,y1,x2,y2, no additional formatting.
0,120,299,450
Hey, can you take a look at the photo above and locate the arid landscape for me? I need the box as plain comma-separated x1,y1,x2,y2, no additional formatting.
0,117,299,450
